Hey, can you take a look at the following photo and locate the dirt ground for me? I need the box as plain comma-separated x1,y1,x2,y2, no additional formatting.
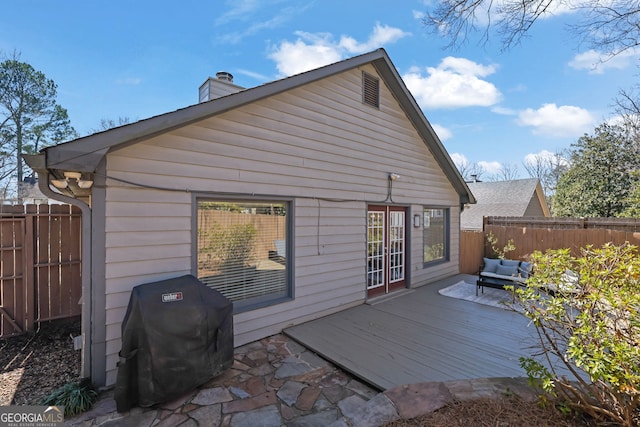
384,396,595,426
0,317,81,405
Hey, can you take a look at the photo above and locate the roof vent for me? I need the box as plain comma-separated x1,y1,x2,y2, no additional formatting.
362,72,379,108
216,71,233,82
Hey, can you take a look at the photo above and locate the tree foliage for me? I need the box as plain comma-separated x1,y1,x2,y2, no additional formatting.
515,243,640,426
0,53,76,198
552,123,640,217
422,0,640,59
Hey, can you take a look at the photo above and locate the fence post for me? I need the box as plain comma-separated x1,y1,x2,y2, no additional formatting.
24,205,37,332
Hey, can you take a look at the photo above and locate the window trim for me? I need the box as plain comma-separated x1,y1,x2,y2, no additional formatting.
192,193,294,313
422,206,450,267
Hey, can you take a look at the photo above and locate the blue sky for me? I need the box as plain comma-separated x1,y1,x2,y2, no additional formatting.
2,0,637,179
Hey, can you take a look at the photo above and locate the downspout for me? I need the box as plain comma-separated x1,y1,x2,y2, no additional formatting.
23,154,93,381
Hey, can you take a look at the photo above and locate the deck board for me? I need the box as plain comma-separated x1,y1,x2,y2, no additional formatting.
283,274,537,390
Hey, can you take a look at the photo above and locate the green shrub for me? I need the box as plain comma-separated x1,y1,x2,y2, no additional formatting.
40,380,98,416
515,242,640,426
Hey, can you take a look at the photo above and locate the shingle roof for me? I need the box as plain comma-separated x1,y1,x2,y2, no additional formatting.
461,178,547,230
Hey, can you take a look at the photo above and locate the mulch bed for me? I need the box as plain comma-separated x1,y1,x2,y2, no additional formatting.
0,317,81,405
385,395,595,427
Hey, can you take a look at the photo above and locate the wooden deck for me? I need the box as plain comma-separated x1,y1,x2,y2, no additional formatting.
284,274,538,391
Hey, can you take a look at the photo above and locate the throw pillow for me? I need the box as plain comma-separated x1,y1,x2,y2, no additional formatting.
518,262,532,279
500,259,520,267
496,264,518,277
482,258,501,273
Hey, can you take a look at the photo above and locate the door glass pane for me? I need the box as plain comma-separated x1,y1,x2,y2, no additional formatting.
367,211,384,289
389,211,405,282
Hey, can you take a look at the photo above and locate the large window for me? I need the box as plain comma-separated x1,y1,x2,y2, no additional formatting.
423,208,449,265
197,199,291,311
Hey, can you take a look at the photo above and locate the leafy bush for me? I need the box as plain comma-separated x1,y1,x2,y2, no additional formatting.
40,380,97,416
485,232,515,259
199,221,257,271
515,243,640,426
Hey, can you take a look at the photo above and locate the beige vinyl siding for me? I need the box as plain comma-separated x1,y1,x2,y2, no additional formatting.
101,64,460,385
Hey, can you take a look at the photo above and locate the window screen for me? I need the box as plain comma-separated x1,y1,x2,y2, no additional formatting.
197,200,290,310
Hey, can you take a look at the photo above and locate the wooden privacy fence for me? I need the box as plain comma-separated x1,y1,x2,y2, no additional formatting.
0,204,82,339
460,216,640,274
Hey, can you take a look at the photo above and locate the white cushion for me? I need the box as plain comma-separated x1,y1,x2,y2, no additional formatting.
480,271,527,284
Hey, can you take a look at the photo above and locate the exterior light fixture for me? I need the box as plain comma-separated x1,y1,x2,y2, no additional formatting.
413,214,421,228
51,171,93,190
77,180,93,189
51,178,68,189
63,171,82,180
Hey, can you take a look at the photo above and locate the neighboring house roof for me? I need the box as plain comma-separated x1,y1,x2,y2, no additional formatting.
27,48,474,206
461,178,550,230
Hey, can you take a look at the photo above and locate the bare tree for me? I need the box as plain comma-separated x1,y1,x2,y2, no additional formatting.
423,0,640,58
614,88,640,133
454,157,486,181
486,163,519,181
90,116,133,134
523,150,570,198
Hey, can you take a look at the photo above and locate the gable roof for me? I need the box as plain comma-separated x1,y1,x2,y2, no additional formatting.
31,48,474,205
461,178,549,229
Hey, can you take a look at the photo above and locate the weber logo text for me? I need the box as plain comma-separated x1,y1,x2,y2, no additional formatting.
162,292,183,303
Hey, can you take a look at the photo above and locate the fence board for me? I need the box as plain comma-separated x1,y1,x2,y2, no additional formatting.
460,217,640,273
0,204,81,338
459,230,484,274
0,217,25,337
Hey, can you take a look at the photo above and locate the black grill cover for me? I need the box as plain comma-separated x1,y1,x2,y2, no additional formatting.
114,275,233,412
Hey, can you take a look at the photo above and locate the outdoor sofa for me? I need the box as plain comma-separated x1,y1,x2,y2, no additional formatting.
476,258,532,296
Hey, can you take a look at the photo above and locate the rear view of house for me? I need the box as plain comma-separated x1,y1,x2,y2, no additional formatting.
26,48,474,387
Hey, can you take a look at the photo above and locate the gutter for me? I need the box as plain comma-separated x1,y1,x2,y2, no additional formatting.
22,153,93,381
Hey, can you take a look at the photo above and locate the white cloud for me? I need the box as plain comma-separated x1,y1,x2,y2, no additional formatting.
524,149,556,164
491,106,517,115
568,49,639,74
215,0,261,25
450,152,469,168
402,57,502,109
268,24,410,77
268,33,343,76
516,103,594,137
478,160,502,174
235,68,271,82
116,77,141,85
339,24,410,53
215,2,312,44
431,123,452,141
